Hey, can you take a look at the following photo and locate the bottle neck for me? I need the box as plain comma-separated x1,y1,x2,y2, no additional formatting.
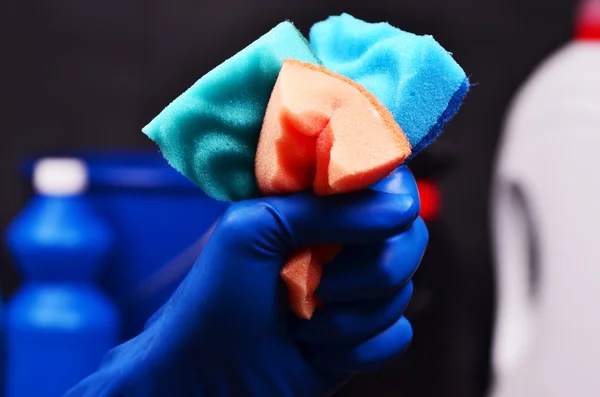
575,0,600,41
8,192,112,282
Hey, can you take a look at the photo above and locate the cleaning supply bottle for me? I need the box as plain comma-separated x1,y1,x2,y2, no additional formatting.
5,158,119,397
491,1,600,396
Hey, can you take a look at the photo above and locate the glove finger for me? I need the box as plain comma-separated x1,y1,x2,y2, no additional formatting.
302,315,413,373
317,217,428,303
291,281,413,345
216,191,418,252
213,164,420,251
265,190,418,247
371,165,420,200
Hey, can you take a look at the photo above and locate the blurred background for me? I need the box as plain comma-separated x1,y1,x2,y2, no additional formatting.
0,0,588,396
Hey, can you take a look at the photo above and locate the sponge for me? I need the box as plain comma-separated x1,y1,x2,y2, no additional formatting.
142,21,320,202
280,244,343,319
256,59,412,319
142,15,469,321
255,59,411,196
309,13,469,156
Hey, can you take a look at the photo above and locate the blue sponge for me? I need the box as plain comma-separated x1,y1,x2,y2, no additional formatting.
142,21,320,202
309,13,469,156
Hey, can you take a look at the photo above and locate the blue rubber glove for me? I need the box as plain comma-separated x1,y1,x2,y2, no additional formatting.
65,165,428,397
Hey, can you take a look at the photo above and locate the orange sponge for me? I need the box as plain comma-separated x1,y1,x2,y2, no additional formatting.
256,59,411,319
256,59,411,196
280,244,343,319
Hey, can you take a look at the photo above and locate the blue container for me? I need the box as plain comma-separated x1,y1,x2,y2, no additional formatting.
7,284,117,397
5,187,119,397
77,151,229,340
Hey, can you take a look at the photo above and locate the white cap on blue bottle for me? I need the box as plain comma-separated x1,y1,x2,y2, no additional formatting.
33,158,89,196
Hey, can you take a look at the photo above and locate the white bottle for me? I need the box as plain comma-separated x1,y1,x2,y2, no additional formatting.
491,1,600,396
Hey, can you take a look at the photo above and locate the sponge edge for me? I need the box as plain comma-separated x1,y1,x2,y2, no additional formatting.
309,13,469,155
142,21,320,202
411,78,470,157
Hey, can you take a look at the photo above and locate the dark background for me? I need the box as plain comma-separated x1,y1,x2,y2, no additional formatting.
0,0,577,396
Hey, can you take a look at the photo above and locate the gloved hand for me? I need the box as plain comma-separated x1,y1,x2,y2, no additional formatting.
65,165,428,397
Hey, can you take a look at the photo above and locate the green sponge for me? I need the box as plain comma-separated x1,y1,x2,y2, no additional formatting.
142,22,320,201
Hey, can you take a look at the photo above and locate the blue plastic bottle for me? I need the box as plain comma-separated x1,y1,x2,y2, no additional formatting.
5,158,119,397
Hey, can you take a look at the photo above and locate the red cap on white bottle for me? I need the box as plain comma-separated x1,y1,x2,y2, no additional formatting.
575,0,600,40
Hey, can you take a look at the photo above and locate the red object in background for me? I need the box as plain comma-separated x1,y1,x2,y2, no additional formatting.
575,0,600,40
416,179,441,222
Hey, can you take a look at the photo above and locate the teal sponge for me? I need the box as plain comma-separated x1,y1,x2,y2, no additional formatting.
309,13,469,156
142,21,320,202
